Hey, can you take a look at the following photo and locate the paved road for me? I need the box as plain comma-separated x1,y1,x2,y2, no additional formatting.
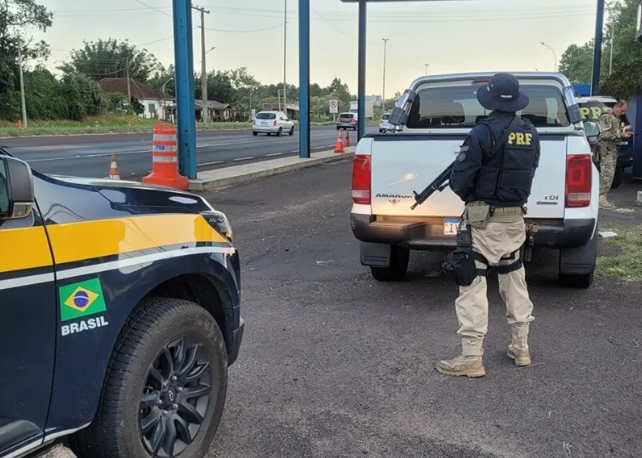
202,162,642,458
0,125,367,179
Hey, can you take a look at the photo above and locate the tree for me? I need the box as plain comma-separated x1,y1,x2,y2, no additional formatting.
59,38,159,83
0,0,53,118
558,0,642,98
147,64,175,96
598,0,642,98
558,42,596,84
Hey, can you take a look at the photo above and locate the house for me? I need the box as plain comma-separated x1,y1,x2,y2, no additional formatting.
261,103,299,120
194,100,234,122
98,78,171,119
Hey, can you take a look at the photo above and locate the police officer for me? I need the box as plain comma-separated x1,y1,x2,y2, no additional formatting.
595,100,632,210
437,72,541,378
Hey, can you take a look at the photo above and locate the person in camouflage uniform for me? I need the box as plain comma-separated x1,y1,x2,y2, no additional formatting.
596,100,632,209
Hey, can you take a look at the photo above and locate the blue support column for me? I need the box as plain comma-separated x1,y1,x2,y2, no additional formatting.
357,0,367,140
299,0,310,158
591,0,605,96
173,0,197,179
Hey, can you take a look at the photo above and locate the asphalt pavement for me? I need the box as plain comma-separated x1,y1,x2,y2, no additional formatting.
0,125,366,179
203,162,642,458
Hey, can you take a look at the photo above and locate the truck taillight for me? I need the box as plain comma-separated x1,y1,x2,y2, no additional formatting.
352,155,371,205
565,154,592,207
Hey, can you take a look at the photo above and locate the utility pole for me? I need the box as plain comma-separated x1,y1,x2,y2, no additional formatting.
126,59,131,105
192,4,210,123
591,0,605,95
17,38,27,129
382,38,388,112
606,2,614,75
283,0,288,115
424,63,429,75
539,42,557,71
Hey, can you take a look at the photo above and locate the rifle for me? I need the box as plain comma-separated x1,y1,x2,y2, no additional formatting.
410,159,455,211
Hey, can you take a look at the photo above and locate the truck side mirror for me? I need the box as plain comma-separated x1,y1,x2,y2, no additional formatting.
583,120,601,146
0,155,35,220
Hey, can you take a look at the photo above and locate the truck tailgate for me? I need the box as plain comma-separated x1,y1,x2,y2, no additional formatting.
370,135,567,219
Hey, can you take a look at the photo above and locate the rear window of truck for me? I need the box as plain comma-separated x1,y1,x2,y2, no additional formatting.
406,84,570,129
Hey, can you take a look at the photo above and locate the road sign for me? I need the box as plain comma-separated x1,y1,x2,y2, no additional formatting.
329,100,338,114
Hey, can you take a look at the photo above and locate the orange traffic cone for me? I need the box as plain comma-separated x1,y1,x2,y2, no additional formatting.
345,131,351,147
334,130,345,154
17,120,22,130
109,155,120,179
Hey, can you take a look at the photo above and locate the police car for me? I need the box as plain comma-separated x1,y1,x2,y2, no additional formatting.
576,96,633,189
351,72,600,289
0,148,244,458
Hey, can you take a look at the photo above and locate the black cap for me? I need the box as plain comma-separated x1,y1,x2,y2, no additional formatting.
476,72,530,112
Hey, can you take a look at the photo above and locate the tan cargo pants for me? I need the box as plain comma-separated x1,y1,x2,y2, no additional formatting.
455,203,535,357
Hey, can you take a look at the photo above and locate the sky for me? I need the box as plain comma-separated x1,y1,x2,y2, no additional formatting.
30,0,602,98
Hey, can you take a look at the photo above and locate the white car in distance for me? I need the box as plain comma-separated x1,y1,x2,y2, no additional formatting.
379,112,391,133
252,111,295,136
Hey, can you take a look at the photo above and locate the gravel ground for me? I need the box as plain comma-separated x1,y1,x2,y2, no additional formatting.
203,163,642,458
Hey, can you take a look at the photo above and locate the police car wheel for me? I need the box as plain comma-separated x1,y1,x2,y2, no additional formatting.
370,245,410,281
72,297,228,458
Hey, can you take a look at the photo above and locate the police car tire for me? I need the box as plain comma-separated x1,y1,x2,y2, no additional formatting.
370,245,410,281
71,297,228,458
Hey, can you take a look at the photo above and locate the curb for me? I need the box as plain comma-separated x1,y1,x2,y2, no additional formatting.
188,152,354,192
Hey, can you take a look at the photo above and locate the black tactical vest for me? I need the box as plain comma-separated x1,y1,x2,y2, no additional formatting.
472,116,540,207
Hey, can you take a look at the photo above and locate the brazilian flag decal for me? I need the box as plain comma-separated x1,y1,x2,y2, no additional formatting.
59,278,107,322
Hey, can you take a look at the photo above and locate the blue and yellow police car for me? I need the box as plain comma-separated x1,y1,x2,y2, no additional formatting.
0,147,244,458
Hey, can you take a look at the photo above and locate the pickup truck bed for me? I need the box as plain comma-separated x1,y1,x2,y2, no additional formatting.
350,72,599,289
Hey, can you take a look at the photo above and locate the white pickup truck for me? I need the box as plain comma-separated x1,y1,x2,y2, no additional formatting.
350,72,600,289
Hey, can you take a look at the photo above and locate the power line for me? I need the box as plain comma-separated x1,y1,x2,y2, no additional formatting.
131,0,171,17
203,24,283,33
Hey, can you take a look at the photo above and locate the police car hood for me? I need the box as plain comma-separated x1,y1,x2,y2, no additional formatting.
48,175,215,212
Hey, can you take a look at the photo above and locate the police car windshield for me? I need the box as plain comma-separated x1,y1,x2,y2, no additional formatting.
406,84,570,129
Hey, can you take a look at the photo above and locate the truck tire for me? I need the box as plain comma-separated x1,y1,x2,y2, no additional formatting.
72,297,228,458
370,245,410,281
610,168,624,189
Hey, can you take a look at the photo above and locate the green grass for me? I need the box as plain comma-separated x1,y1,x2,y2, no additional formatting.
0,115,359,138
595,224,642,281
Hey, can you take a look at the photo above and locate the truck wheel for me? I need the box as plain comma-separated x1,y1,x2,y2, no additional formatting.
370,245,410,281
610,168,624,189
72,297,228,458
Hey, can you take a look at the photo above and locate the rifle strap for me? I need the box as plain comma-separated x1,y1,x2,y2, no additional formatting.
486,116,520,157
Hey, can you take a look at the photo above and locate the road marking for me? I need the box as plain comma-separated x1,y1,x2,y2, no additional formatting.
198,161,224,167
291,150,299,153
233,157,254,161
28,150,149,163
266,152,284,156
